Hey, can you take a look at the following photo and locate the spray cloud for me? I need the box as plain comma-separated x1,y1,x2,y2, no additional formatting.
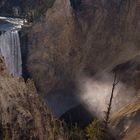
77,73,136,118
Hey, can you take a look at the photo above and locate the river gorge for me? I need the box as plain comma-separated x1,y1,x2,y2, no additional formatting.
0,0,140,140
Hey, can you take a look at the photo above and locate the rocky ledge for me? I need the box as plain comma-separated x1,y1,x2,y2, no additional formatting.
0,58,67,140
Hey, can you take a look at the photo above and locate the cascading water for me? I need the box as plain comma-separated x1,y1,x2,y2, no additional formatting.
0,30,22,76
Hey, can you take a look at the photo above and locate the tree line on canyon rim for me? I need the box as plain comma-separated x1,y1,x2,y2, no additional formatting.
21,0,55,22
22,0,82,22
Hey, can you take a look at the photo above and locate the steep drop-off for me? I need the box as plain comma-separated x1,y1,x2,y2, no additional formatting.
0,57,67,140
27,0,140,116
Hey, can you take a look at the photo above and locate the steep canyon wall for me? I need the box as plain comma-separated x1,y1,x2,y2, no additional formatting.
28,0,140,116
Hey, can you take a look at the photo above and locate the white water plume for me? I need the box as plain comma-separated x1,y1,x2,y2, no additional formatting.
78,73,136,118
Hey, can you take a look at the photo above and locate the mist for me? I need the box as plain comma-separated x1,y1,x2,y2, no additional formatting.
77,73,136,118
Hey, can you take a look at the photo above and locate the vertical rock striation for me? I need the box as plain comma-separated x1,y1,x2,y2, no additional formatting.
28,0,140,117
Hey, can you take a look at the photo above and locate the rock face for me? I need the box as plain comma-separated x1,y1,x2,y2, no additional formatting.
111,94,140,140
1,0,139,139
0,58,67,140
27,0,140,116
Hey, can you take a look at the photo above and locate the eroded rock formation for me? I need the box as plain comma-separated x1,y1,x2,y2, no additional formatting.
0,57,67,140
27,0,140,116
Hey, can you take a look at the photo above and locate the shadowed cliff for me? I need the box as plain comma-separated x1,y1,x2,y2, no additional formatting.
27,0,140,117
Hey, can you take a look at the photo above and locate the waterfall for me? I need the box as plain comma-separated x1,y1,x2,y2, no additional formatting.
0,30,22,76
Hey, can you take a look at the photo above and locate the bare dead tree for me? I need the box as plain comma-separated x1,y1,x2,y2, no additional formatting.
105,73,119,128
101,72,119,140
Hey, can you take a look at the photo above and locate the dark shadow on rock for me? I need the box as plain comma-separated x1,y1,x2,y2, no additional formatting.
60,104,94,128
19,31,31,79
70,0,82,11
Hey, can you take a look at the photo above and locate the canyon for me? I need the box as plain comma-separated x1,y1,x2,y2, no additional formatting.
28,0,140,116
0,0,140,139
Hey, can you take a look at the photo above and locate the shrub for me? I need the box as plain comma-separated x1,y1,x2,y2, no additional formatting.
85,119,102,140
